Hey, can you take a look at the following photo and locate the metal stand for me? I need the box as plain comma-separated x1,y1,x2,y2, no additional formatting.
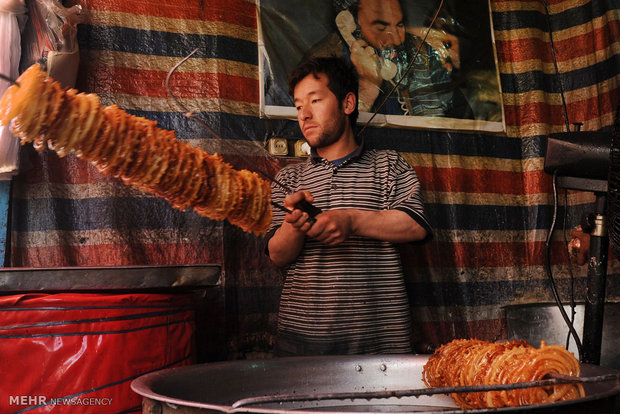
582,193,608,364
556,176,608,365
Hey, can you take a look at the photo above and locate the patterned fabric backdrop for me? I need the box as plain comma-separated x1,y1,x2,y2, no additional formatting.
7,0,620,358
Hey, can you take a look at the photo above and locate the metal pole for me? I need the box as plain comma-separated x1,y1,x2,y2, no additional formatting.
582,193,608,364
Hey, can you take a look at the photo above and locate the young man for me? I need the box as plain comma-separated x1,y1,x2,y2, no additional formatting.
266,56,432,356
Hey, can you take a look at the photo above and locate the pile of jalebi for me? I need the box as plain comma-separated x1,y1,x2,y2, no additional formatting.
422,338,585,409
0,64,272,234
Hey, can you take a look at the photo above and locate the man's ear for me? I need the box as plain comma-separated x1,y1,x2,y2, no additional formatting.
343,92,357,115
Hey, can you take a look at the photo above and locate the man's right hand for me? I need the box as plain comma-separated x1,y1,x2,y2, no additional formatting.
283,191,316,233
349,39,383,111
268,190,315,267
350,39,382,83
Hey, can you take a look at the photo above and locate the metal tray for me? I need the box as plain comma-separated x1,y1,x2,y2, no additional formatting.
131,354,620,414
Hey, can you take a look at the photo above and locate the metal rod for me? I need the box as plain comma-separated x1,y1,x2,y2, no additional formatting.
271,201,290,214
231,373,620,409
583,193,609,364
0,73,19,87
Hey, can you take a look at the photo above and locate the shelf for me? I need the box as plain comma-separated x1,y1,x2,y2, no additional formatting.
0,264,221,292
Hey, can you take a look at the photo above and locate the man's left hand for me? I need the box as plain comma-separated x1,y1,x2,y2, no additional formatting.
306,209,354,246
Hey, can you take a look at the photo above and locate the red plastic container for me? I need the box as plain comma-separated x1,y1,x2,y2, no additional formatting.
0,292,197,413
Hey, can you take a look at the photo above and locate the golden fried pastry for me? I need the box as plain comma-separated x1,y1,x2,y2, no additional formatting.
0,64,272,234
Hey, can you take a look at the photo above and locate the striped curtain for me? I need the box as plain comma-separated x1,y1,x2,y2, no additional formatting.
402,0,620,347
7,0,620,357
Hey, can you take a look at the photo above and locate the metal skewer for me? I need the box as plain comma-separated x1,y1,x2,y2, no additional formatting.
0,73,19,87
231,372,620,409
2,64,298,220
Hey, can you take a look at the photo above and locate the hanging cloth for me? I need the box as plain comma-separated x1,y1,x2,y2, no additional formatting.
0,0,27,179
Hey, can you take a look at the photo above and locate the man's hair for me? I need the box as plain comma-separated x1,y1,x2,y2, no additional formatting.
288,56,359,128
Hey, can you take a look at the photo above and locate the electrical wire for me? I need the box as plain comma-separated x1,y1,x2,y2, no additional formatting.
561,188,579,351
542,0,571,133
546,170,583,361
541,0,584,360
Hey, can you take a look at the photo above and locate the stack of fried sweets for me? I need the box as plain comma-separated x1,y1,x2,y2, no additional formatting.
422,338,585,409
0,64,272,234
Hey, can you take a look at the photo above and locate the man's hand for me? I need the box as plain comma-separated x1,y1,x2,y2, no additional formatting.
284,192,355,246
306,209,354,246
268,190,316,267
349,39,383,111
283,190,316,233
270,190,428,267
350,39,383,84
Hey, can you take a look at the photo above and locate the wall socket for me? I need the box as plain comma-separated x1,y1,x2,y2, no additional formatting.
294,140,309,157
268,138,288,156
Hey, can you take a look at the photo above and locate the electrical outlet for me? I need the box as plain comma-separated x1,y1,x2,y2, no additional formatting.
268,138,288,156
294,140,310,157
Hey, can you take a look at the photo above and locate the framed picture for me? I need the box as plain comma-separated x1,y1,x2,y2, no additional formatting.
258,0,505,133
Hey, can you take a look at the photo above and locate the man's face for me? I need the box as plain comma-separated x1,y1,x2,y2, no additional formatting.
293,73,348,149
357,0,405,53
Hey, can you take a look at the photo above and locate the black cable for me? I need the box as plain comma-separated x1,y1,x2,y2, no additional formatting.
542,0,571,133
542,0,582,358
561,188,578,350
546,170,583,360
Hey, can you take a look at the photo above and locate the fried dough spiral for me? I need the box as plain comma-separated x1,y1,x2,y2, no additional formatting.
0,64,272,234
422,339,585,409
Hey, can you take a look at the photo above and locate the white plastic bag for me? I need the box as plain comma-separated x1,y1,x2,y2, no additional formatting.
0,0,27,178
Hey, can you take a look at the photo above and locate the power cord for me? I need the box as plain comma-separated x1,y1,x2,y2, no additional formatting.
541,0,583,360
542,0,571,133
546,170,583,360
561,188,579,351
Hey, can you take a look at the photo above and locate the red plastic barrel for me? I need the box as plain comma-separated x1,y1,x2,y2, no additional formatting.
0,292,197,413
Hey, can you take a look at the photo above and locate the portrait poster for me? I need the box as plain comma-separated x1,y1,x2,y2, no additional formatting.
258,0,505,133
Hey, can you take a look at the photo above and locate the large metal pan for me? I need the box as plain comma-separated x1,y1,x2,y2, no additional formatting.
131,355,620,413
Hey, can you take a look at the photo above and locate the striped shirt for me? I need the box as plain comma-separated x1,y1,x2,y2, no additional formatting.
267,146,432,356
